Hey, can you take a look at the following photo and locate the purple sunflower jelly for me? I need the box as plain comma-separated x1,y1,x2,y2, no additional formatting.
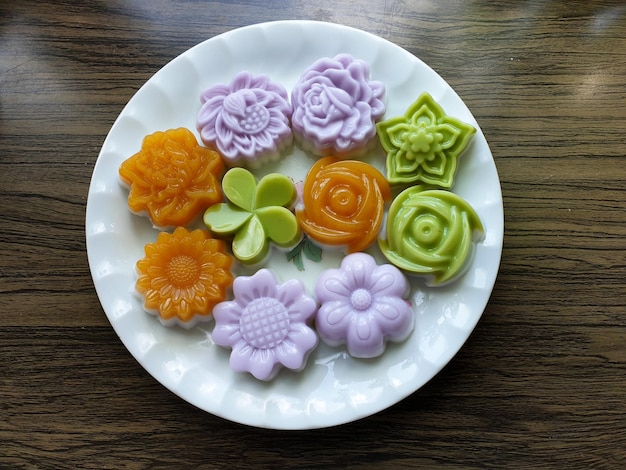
212,269,318,381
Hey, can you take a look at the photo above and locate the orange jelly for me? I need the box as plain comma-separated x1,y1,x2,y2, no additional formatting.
119,128,224,228
296,156,391,253
135,227,234,327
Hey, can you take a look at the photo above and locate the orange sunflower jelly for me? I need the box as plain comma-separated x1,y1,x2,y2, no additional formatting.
296,156,391,253
135,227,234,328
119,128,224,228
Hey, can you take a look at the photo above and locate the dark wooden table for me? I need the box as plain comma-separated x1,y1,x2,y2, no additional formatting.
2,0,625,467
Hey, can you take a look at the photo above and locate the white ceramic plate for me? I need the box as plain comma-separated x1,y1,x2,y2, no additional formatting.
86,20,503,429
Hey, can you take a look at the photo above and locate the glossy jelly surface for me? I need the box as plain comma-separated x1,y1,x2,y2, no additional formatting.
377,92,475,188
296,156,391,253
379,186,484,285
118,128,224,228
315,253,414,358
212,269,318,381
196,71,292,167
135,227,234,328
291,54,385,157
204,168,300,265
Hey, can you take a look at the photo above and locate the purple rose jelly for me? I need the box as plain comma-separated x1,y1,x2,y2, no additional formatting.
291,54,386,157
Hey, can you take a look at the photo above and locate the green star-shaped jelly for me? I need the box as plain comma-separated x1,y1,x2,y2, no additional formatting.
377,92,476,188
203,168,301,264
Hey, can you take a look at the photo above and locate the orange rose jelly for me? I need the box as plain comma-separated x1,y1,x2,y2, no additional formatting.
296,156,391,253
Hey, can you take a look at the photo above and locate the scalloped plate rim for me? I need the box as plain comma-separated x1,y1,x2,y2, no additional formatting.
85,20,503,430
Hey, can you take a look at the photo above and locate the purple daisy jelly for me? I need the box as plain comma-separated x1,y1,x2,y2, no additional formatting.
314,253,414,358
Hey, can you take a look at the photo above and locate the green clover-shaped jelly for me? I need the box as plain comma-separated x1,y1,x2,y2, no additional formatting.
203,168,300,264
377,92,476,188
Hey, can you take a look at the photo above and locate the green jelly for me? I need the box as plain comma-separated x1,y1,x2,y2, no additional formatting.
204,168,300,265
378,186,484,285
377,92,476,188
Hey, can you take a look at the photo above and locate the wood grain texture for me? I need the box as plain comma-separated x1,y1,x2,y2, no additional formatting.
2,0,625,467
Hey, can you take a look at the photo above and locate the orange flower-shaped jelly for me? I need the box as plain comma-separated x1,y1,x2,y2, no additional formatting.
119,128,224,228
135,227,234,328
296,156,391,253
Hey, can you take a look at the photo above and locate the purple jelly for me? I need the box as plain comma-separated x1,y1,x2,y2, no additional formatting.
291,54,386,157
314,253,414,358
196,72,293,168
212,269,318,381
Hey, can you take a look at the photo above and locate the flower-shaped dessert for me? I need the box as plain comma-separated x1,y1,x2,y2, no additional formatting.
315,253,414,358
291,54,385,157
135,227,234,328
196,71,292,168
296,156,391,253
203,168,300,265
119,128,225,228
379,186,484,285
212,269,318,381
377,92,476,188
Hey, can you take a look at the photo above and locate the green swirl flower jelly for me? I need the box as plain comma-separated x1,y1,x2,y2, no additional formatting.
378,186,484,285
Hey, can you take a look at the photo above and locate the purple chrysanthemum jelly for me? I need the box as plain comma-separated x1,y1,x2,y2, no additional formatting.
197,72,293,168
212,269,318,381
314,253,414,358
291,54,385,157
